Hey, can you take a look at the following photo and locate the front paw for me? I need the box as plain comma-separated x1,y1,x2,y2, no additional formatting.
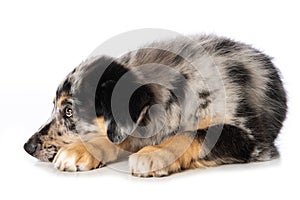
129,146,179,177
53,142,103,172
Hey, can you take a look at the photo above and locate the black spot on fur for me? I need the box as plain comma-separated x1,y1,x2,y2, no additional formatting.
46,145,55,149
200,100,211,109
71,68,77,74
197,124,255,163
214,39,240,56
198,91,211,109
173,54,184,65
198,91,210,99
69,122,77,132
57,131,62,136
56,78,72,97
182,73,189,80
226,62,251,86
39,122,52,135
62,117,77,133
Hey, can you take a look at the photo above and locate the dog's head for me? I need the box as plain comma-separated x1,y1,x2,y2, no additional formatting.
24,56,154,162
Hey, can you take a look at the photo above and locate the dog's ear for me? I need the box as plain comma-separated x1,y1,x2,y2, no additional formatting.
89,59,155,144
106,83,155,144
94,59,129,117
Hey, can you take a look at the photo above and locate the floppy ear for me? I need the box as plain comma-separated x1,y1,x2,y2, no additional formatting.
88,58,155,144
94,59,129,117
106,84,155,144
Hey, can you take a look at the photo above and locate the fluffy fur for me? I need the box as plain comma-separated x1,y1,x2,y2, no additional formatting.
24,34,287,177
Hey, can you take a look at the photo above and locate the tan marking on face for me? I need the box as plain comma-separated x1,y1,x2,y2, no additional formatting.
35,120,82,162
57,93,69,108
42,132,80,147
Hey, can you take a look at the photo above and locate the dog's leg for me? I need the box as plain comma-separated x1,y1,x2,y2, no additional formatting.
129,125,256,177
129,133,206,177
53,136,119,172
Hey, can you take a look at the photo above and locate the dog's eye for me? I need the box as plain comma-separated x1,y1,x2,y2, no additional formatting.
65,107,73,118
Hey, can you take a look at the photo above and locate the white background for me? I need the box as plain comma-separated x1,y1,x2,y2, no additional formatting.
0,0,299,199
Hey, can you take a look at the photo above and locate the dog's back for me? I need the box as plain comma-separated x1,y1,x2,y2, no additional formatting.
118,35,287,161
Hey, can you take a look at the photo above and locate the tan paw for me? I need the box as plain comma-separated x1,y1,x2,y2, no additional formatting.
53,142,103,172
128,146,180,177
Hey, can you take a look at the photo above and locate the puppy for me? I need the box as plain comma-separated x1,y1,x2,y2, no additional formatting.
24,35,287,177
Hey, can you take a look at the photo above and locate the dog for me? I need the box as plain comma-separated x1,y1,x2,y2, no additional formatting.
24,34,287,177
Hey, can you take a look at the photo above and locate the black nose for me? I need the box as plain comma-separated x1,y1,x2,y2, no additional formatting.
24,142,37,155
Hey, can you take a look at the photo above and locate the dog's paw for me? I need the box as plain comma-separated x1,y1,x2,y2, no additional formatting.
128,146,180,177
53,142,103,172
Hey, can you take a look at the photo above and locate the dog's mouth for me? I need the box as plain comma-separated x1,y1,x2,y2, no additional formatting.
48,153,57,162
34,151,58,163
